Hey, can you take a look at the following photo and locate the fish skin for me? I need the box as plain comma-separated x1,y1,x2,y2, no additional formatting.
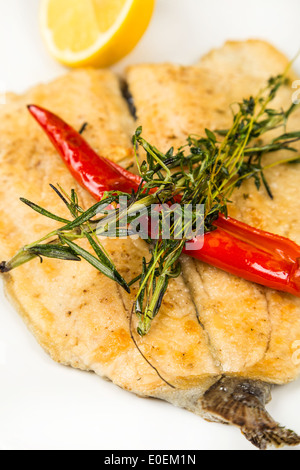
0,42,300,448
202,377,300,450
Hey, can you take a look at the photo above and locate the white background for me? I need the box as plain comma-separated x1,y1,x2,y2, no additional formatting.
0,0,300,451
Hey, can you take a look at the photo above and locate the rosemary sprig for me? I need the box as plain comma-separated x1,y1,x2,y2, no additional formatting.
1,73,300,336
1,186,131,293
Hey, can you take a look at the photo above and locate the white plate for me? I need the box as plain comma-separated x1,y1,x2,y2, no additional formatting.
0,0,300,451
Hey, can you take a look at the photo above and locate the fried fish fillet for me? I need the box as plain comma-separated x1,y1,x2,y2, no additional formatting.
0,42,300,449
126,40,300,383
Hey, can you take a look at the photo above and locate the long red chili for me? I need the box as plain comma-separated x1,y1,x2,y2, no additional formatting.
184,232,300,296
28,105,300,297
27,105,142,200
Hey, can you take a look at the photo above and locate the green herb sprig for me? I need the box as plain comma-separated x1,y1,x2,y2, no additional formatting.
1,73,300,336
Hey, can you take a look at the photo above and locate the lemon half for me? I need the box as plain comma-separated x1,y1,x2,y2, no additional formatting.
40,0,155,67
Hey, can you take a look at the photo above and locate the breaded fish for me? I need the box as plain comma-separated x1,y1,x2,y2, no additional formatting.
1,42,300,449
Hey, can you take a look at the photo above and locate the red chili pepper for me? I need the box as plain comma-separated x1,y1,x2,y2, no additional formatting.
215,214,300,264
184,231,300,296
27,105,142,200
28,104,300,297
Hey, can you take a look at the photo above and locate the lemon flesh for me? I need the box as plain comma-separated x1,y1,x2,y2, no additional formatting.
40,0,155,67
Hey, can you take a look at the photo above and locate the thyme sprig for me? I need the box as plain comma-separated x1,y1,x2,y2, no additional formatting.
1,73,300,336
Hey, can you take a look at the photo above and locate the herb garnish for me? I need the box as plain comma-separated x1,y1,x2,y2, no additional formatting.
1,73,300,336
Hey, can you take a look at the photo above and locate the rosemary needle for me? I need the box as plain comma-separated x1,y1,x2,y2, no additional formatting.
1,73,300,336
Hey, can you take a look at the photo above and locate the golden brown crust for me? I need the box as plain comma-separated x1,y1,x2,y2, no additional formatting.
127,40,300,384
1,41,300,421
199,39,295,79
0,68,220,399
